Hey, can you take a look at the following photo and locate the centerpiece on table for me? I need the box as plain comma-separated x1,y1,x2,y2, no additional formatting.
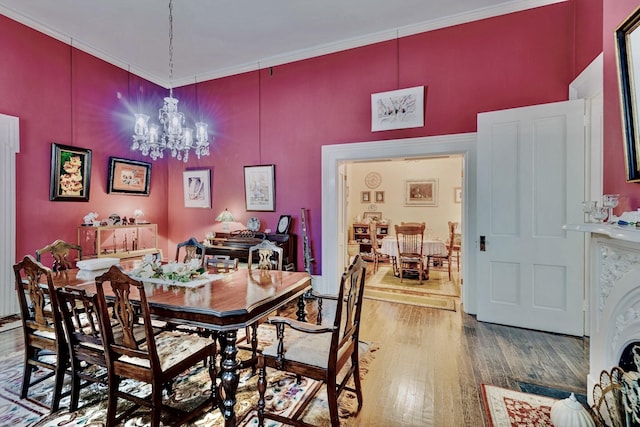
129,254,206,284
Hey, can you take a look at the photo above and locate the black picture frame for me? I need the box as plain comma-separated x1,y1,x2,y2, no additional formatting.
616,7,640,182
276,215,292,234
107,157,151,196
49,143,92,202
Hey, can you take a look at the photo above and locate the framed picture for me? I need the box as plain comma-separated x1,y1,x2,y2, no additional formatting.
616,8,640,182
244,164,275,211
363,212,383,222
361,191,370,203
371,86,424,132
405,179,438,206
375,191,385,203
183,169,211,208
276,215,292,234
454,187,462,203
49,143,92,202
107,157,151,196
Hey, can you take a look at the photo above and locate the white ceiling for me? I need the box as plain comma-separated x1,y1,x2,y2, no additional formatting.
0,0,563,88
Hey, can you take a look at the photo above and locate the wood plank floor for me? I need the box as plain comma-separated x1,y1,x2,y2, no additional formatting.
0,269,589,426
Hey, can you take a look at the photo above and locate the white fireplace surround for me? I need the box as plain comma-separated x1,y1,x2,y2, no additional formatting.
565,223,640,400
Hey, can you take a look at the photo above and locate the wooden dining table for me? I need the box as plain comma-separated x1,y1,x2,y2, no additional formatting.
50,263,312,427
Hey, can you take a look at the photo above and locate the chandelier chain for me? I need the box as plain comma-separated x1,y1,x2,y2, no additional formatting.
131,0,211,162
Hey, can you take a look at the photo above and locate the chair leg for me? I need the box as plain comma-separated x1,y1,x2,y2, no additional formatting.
257,363,267,427
51,359,67,412
106,374,120,426
151,384,163,427
20,355,33,399
69,362,81,411
326,375,340,427
351,346,363,411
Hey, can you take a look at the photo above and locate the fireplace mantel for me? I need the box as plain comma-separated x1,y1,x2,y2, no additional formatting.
564,222,640,402
563,223,640,243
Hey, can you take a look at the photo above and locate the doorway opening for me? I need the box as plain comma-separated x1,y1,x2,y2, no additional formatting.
321,133,478,314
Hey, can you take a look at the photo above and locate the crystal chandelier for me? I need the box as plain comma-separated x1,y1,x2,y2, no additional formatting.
132,0,210,162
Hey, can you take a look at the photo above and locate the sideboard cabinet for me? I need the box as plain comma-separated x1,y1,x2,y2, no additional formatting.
78,223,159,259
352,223,388,253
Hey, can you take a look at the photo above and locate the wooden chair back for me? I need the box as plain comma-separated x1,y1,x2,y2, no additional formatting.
206,254,239,272
94,266,159,374
175,237,206,268
428,221,457,281
257,255,367,426
36,239,82,271
56,286,107,410
13,254,68,412
248,239,283,270
395,223,426,258
94,265,216,426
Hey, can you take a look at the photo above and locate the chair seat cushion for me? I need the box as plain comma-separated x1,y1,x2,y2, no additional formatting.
118,330,210,371
262,330,334,369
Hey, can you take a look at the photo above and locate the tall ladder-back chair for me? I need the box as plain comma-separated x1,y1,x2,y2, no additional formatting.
394,222,427,284
256,254,367,427
427,221,457,281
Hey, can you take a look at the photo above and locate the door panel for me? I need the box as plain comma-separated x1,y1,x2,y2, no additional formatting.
477,100,585,336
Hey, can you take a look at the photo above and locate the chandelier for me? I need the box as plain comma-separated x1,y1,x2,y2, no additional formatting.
131,0,210,162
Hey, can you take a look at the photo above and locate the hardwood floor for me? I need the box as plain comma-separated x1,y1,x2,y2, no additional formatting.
0,269,589,426
355,272,589,426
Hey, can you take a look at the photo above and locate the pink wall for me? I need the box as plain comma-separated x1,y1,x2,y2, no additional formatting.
1,1,601,274
603,0,640,212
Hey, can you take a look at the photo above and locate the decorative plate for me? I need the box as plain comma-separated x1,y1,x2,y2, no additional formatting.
365,172,382,189
368,204,378,211
247,217,261,232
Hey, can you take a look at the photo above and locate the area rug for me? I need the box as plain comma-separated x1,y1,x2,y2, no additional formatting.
367,266,459,297
0,336,378,426
482,384,557,427
363,288,456,311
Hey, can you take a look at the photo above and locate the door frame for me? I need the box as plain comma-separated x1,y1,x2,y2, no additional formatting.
321,133,478,313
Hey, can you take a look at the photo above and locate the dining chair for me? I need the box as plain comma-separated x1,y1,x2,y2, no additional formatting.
428,221,456,281
175,237,206,268
248,240,283,271
206,254,239,273
256,254,367,427
14,254,69,412
94,265,216,427
56,286,108,411
367,220,390,273
36,239,83,271
394,222,427,284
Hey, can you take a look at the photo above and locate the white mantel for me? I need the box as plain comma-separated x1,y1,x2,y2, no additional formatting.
564,223,640,402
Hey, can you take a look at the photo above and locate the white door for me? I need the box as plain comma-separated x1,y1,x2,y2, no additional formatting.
476,100,585,336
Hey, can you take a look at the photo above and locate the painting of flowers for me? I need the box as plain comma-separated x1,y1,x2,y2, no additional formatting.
49,143,92,201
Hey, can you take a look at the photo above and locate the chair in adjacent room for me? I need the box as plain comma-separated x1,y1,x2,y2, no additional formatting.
35,239,83,271
256,254,367,427
94,265,216,427
248,240,283,271
56,287,108,411
367,220,389,273
427,221,456,281
175,237,206,268
395,222,427,284
14,254,68,412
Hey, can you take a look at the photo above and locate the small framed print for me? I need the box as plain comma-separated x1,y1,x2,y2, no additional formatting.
244,164,275,211
183,169,211,208
107,157,151,196
361,191,371,203
276,215,292,234
49,143,92,202
375,191,385,203
363,212,382,222
454,187,462,203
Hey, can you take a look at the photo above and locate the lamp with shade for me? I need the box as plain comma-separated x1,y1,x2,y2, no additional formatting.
215,209,235,232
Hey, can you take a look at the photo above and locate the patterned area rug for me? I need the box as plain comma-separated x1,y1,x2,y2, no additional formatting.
0,334,378,426
364,266,457,311
482,384,557,426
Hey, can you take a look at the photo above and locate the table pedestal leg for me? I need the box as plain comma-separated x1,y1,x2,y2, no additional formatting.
220,329,239,427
